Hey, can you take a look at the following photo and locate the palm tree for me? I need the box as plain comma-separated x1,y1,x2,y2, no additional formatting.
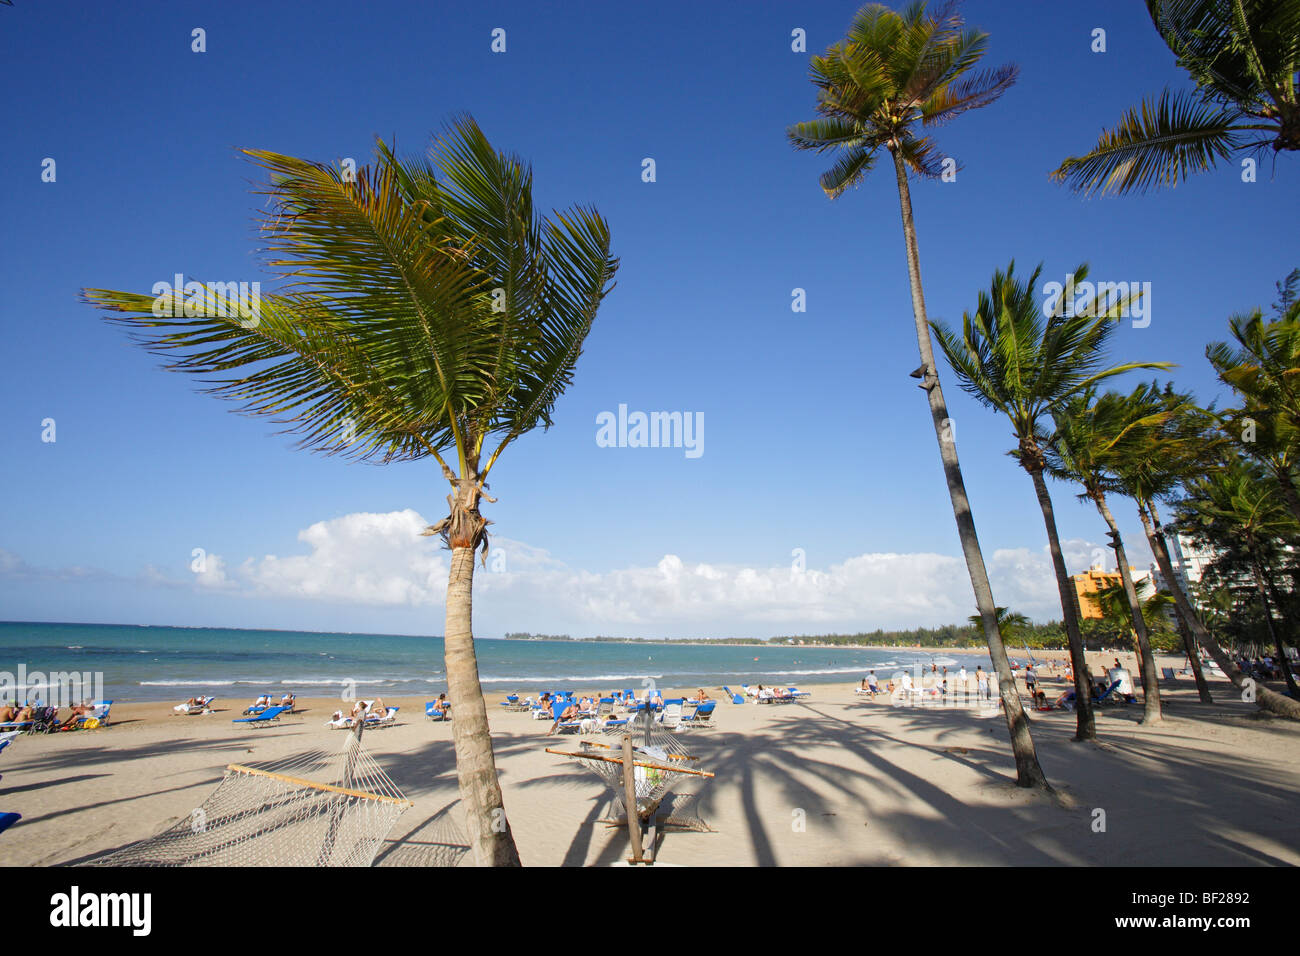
1108,390,1300,719
1044,387,1171,723
82,117,620,865
1176,456,1300,696
932,262,1172,739
1207,271,1300,522
786,1,1048,789
1052,0,1300,195
968,607,1031,644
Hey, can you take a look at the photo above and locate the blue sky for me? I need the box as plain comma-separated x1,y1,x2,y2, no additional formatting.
1,0,1295,638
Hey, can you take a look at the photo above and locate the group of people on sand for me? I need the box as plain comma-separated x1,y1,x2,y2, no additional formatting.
327,697,391,726
858,664,996,702
537,687,713,735
0,699,97,730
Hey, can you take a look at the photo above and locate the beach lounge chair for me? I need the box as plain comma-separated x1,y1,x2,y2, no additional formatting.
278,694,297,713
426,701,451,721
1094,680,1124,705
71,702,112,730
787,687,811,699
551,700,585,734
235,704,289,727
365,706,399,728
0,812,19,836
0,717,34,733
658,702,683,729
679,700,716,728
1161,667,1176,680
0,731,19,755
721,686,745,704
242,696,273,715
173,696,215,715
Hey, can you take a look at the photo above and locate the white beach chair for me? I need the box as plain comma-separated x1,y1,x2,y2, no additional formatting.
658,703,683,729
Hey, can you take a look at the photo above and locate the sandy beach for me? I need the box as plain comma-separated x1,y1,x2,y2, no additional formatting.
2,649,1298,867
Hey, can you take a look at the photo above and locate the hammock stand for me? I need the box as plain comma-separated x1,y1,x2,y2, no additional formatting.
546,709,713,865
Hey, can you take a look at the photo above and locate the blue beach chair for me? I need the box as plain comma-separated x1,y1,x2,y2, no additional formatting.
426,701,452,721
721,686,745,704
679,700,716,728
234,704,289,727
73,701,112,729
0,812,20,836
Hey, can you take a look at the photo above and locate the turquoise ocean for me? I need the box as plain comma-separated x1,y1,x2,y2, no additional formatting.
0,621,998,703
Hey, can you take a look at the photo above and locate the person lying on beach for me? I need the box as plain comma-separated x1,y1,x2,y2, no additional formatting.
59,701,94,729
369,699,388,719
0,704,19,722
694,689,711,702
547,703,580,735
8,705,34,723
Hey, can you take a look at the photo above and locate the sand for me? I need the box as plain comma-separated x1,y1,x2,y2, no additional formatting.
2,652,1297,867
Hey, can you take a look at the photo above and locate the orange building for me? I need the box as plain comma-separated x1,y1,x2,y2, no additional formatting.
1070,566,1146,619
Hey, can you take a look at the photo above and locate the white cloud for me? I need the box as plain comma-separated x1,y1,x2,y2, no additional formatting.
8,510,1158,637
204,510,450,606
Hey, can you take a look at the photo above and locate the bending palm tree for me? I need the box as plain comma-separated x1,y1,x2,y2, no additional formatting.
932,262,1171,739
1053,0,1300,195
83,117,619,865
1044,387,1171,724
1109,392,1300,719
787,1,1048,788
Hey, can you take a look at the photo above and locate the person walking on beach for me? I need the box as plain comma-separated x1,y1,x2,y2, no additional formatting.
867,670,879,698
1024,664,1037,700
976,666,988,701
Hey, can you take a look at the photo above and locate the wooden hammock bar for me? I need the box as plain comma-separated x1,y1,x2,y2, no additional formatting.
224,764,415,807
543,749,715,778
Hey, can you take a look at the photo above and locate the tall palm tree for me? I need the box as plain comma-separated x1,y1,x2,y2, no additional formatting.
786,1,1048,789
932,262,1172,739
1052,0,1300,195
1044,386,1170,723
82,117,620,865
1207,274,1300,522
1109,391,1300,718
1176,456,1300,696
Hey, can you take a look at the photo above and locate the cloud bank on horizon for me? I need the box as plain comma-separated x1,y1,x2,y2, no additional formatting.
101,509,1150,638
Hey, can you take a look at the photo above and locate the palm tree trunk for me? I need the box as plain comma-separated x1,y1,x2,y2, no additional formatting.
1027,466,1096,739
1095,493,1161,723
1144,502,1212,701
889,147,1049,789
444,539,522,866
1139,503,1300,719
1253,552,1300,698
1173,603,1214,702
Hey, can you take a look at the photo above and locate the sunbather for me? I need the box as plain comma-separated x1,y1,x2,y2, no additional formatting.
429,694,450,718
369,698,388,719
547,702,580,735
60,701,94,729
